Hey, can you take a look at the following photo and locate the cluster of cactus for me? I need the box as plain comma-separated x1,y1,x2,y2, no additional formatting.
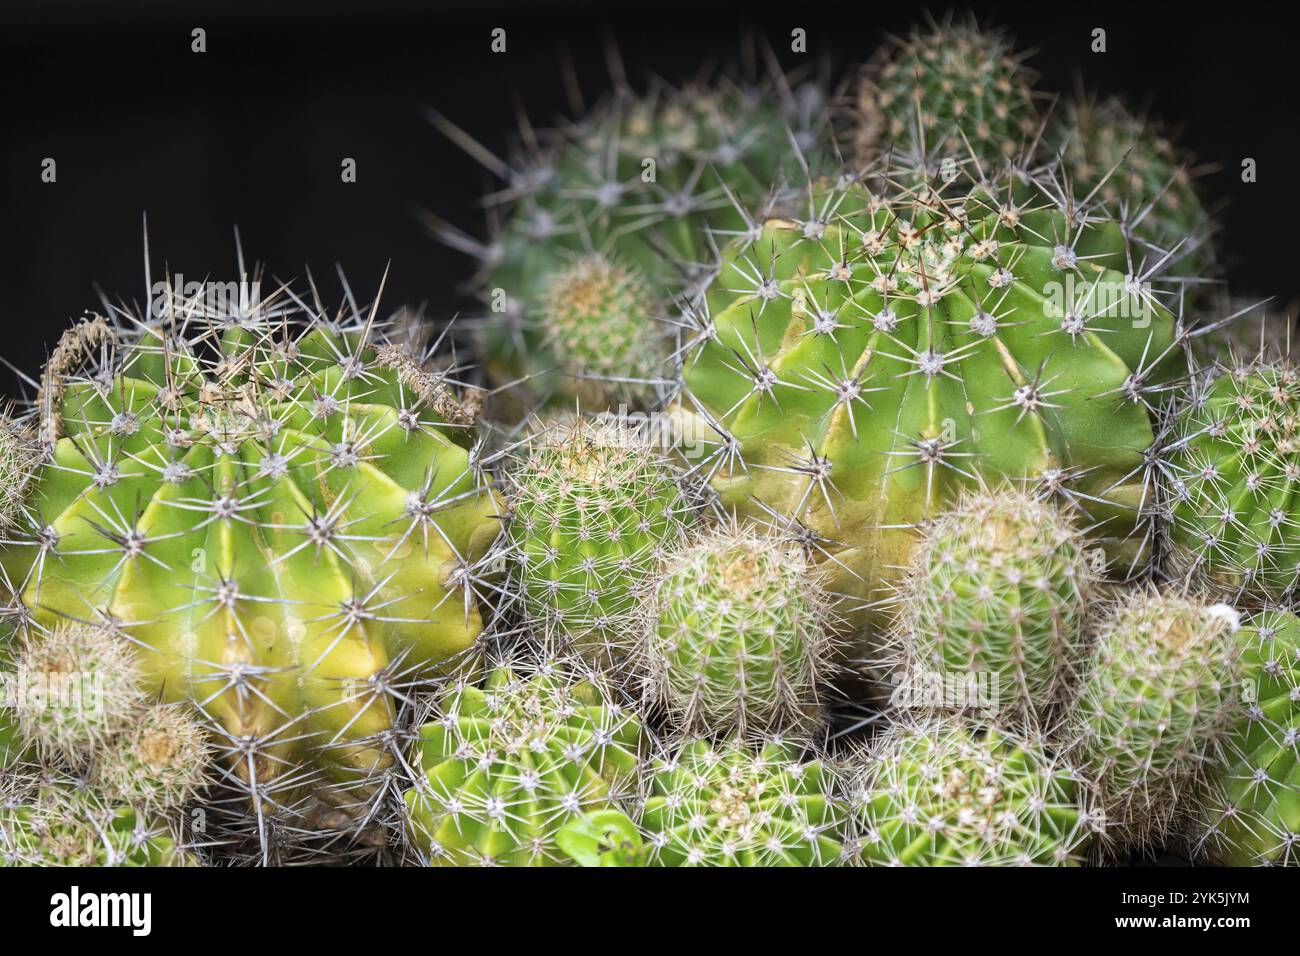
4,13,1298,869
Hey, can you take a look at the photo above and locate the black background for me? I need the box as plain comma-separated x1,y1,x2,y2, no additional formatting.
1,0,1295,398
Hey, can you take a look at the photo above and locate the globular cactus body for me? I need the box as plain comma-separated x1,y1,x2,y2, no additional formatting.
847,716,1094,865
891,487,1092,722
403,661,641,866
672,170,1181,649
0,293,503,832
641,527,833,736
1070,590,1241,851
1164,362,1300,605
1197,608,1300,865
505,416,691,664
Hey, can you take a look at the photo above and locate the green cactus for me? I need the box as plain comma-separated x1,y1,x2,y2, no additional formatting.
403,660,641,866
1196,608,1300,865
847,715,1095,865
1048,95,1214,292
889,486,1093,723
0,410,37,532
1070,589,1242,852
433,76,828,411
504,414,692,665
1163,361,1300,605
636,737,846,866
852,18,1040,174
8,622,145,766
92,702,212,813
1,775,196,867
670,167,1182,651
0,286,503,855
640,526,834,737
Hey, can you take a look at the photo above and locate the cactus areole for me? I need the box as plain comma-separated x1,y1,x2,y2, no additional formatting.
0,299,502,801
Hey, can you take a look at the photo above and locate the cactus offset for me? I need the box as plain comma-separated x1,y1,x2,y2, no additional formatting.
92,702,212,813
504,414,692,665
640,525,835,737
847,715,1095,865
889,487,1093,723
1196,608,1300,865
1069,589,1241,852
403,658,641,866
1163,361,1300,604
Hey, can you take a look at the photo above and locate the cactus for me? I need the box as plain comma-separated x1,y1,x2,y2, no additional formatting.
671,166,1183,652
852,18,1040,174
1,774,196,866
1162,361,1300,605
402,658,641,866
1191,297,1295,369
504,414,692,665
846,715,1095,865
8,622,145,766
889,487,1093,723
431,74,828,411
1069,589,1241,852
0,411,37,532
92,703,212,812
1196,608,1300,865
640,525,834,737
633,737,846,866
0,277,503,858
1048,95,1214,293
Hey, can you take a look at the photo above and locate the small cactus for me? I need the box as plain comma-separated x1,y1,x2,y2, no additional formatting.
853,17,1040,173
1163,361,1300,605
636,737,847,866
10,623,145,766
504,415,692,665
1196,608,1300,866
846,715,1095,865
403,659,641,866
539,254,667,409
1069,590,1242,852
92,702,212,812
889,487,1093,723
640,526,834,737
0,411,37,532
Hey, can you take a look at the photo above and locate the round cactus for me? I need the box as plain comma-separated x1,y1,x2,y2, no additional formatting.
1163,361,1300,604
504,415,692,665
538,254,665,409
890,486,1093,723
853,18,1040,174
1069,590,1242,852
636,737,846,866
670,167,1183,651
435,76,829,412
640,526,834,737
1196,608,1300,865
92,702,212,812
846,715,1095,865
0,288,503,844
403,659,641,866
9,622,144,766
1048,95,1214,289
0,776,196,867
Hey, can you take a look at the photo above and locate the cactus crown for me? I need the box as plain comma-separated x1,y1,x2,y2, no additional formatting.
1070,589,1242,852
891,486,1093,723
641,525,835,738
403,658,641,866
92,702,212,812
847,715,1096,865
504,414,693,665
1164,360,1300,604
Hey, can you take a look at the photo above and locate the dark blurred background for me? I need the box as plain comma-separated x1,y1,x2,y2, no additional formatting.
1,0,1295,396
